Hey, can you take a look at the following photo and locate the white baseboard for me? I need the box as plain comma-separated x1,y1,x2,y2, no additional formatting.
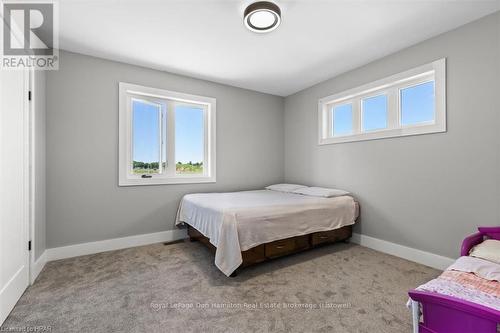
39,230,452,275
351,233,454,270
30,251,47,284
46,229,187,262
0,266,29,325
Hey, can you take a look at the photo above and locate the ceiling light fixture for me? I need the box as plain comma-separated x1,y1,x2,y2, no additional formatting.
244,1,281,33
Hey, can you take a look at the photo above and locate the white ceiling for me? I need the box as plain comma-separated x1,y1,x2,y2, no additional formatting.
58,0,500,96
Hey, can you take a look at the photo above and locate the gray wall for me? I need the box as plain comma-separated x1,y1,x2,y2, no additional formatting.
47,13,498,258
33,70,46,261
284,12,500,259
46,51,284,248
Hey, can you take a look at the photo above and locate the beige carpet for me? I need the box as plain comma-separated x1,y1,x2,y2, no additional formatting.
2,240,439,332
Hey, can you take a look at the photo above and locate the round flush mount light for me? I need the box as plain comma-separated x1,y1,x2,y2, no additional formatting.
244,1,281,33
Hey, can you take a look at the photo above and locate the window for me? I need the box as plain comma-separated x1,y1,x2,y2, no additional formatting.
175,105,205,175
362,94,387,131
400,81,435,126
332,103,353,136
119,83,216,186
318,59,446,145
131,98,164,175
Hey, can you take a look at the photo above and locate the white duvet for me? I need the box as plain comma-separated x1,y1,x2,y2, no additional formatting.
175,190,358,276
447,256,500,281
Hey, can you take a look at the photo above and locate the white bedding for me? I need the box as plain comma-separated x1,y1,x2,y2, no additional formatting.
448,256,500,281
175,190,358,276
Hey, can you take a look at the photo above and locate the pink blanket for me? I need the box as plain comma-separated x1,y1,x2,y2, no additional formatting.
414,257,500,311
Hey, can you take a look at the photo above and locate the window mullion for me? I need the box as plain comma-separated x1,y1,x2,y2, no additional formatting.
203,105,209,176
166,100,176,177
352,99,361,134
126,95,134,177
387,88,399,129
326,104,333,138
157,104,163,175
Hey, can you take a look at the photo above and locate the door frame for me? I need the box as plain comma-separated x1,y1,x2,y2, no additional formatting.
22,70,31,282
27,68,47,284
28,68,37,284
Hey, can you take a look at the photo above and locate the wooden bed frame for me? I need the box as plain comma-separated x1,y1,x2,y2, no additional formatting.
188,224,353,275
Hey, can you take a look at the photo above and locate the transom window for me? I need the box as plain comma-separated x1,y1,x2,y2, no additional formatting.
318,59,446,145
362,94,387,132
332,103,353,136
119,83,216,186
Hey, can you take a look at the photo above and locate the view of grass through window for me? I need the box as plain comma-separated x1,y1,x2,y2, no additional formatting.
131,101,205,175
175,105,204,174
132,99,163,174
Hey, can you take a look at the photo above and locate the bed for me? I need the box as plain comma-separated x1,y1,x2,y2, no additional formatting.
175,188,359,276
408,226,500,333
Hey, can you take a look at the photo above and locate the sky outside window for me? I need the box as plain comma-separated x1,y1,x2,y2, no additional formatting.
132,100,161,170
363,94,387,131
332,103,353,136
401,81,435,125
132,100,204,175
175,105,204,174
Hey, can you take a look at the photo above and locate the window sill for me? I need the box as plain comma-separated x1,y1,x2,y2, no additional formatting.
118,176,216,186
318,122,446,145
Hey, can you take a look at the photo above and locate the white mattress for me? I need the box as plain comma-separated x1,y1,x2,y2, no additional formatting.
176,190,358,276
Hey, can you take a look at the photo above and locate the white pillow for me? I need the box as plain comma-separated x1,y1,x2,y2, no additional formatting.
293,186,349,198
469,239,500,264
265,183,307,193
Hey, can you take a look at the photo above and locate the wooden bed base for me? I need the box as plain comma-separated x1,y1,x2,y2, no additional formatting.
187,224,353,274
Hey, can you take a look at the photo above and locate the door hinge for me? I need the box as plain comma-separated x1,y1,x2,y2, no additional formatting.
28,91,32,101
28,240,32,251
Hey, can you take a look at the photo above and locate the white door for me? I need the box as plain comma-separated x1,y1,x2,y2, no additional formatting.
0,68,30,325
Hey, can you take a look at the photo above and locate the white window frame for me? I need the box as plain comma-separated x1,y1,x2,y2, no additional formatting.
318,58,446,145
119,82,216,186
